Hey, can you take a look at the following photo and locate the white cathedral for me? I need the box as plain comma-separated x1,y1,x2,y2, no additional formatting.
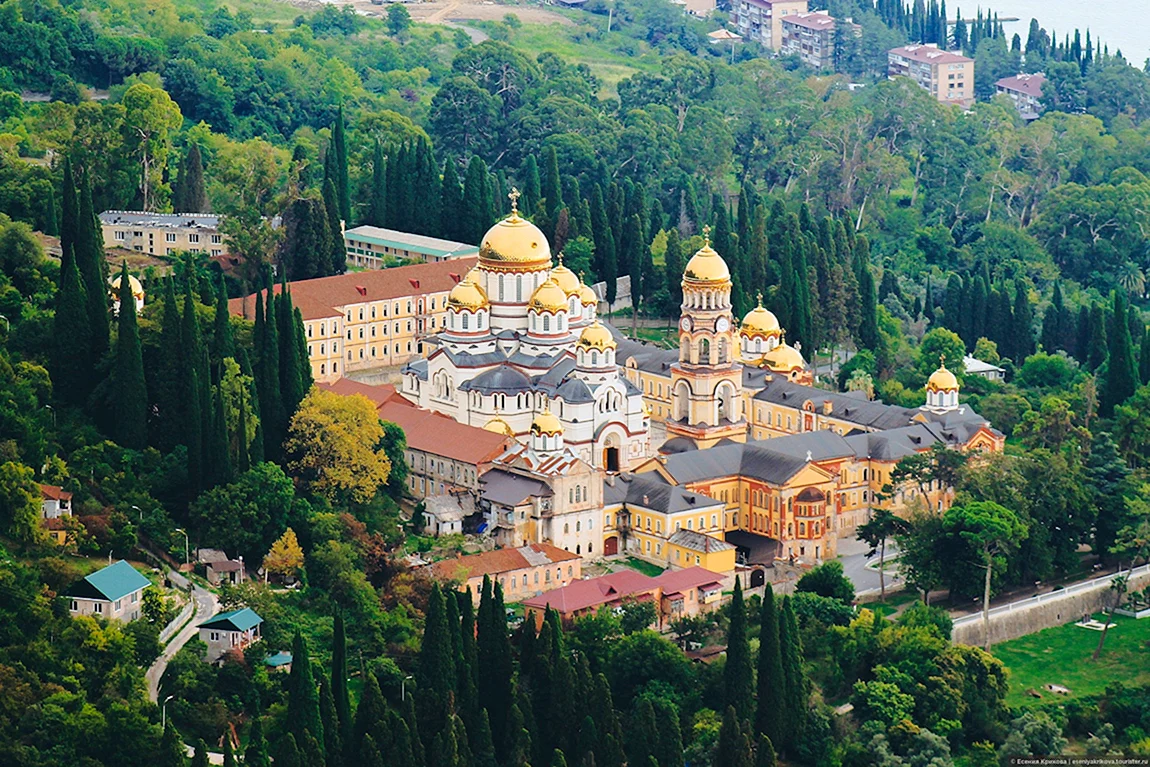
401,192,651,471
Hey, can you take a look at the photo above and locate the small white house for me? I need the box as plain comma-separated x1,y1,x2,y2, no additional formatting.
963,355,1005,382
198,607,263,662
423,495,467,537
66,560,150,622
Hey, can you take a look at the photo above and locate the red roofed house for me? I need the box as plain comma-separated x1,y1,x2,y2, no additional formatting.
654,566,726,627
995,72,1045,119
888,44,974,107
430,543,582,604
40,484,73,546
229,257,478,383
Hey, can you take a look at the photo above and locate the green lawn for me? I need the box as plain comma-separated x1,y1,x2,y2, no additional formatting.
500,22,661,97
993,613,1150,708
623,556,666,577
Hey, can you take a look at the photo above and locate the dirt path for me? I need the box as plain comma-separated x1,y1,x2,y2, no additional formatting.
425,0,460,24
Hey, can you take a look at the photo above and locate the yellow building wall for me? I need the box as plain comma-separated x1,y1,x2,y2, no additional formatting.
304,316,345,382
338,291,453,373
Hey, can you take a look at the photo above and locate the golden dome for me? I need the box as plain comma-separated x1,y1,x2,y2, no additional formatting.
762,341,805,372
550,257,581,296
926,362,959,392
478,193,552,272
447,277,489,311
483,416,515,437
109,273,144,299
740,294,781,338
578,283,597,306
530,408,564,436
683,243,731,284
527,277,568,314
576,321,617,352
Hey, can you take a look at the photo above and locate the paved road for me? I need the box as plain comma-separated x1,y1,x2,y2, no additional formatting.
838,536,903,596
146,585,218,702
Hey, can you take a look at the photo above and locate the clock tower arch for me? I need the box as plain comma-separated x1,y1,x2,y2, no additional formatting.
667,228,747,449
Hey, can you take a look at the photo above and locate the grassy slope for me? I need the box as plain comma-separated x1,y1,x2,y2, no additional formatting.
993,613,1150,708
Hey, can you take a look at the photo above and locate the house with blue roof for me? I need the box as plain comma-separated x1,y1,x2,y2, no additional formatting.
66,560,151,622
198,607,263,662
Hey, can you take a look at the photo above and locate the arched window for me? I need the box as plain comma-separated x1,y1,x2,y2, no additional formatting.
591,351,599,366
564,523,569,534
498,274,505,301
543,315,550,332
576,521,581,532
516,277,523,302
461,313,469,330
569,489,574,503
699,338,711,363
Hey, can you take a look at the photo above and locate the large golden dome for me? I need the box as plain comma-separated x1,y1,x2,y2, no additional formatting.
740,295,781,338
762,341,805,372
926,363,959,392
483,416,515,437
527,277,568,314
531,408,564,436
550,258,581,296
576,321,616,351
447,277,489,311
478,198,552,272
683,236,731,285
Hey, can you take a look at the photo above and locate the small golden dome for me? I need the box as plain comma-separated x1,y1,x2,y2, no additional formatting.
550,258,581,296
762,341,805,372
683,228,731,284
576,321,617,352
530,408,564,436
527,277,568,314
740,295,781,338
109,273,145,299
578,283,597,306
483,417,515,437
447,277,489,311
479,194,552,271
926,363,959,392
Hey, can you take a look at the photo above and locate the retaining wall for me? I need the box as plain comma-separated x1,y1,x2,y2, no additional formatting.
950,565,1150,646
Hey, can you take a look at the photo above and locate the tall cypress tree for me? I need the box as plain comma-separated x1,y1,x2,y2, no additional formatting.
664,227,684,308
60,156,78,259
521,155,542,216
175,144,208,213
76,171,110,359
1012,281,1035,360
206,383,231,488
319,679,343,767
113,263,148,448
462,156,493,245
260,286,285,460
368,140,387,227
440,158,463,242
857,266,879,352
724,578,754,724
1103,290,1138,416
754,585,786,748
322,179,346,276
52,243,93,407
332,610,351,747
245,717,270,767
333,106,350,223
543,146,562,221
779,596,807,753
151,278,184,449
277,278,305,418
44,185,59,236
420,583,456,732
211,272,234,364
180,278,206,492
478,577,514,760
718,706,754,767
1088,302,1108,371
1139,326,1150,385
287,631,325,753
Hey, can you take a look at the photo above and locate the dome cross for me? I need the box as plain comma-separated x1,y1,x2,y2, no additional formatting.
508,187,521,215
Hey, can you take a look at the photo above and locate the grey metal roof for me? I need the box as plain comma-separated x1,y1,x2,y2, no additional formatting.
752,378,922,431
459,365,532,393
668,529,736,553
441,348,508,368
534,358,577,388
342,225,479,257
602,472,720,513
404,358,429,380
554,377,595,403
481,469,552,506
100,210,221,229
659,431,856,486
507,349,564,369
661,436,698,454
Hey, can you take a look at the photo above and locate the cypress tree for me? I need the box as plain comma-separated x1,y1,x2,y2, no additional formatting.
368,140,387,227
275,735,301,767
319,679,343,767
718,706,753,767
300,733,325,767
472,708,499,767
175,144,208,213
222,734,236,767
207,383,231,488
181,280,205,492
294,306,313,393
112,264,147,448
352,672,386,762
159,719,187,767
440,158,463,242
52,243,93,407
76,171,110,358
287,631,325,753
756,734,778,767
277,279,304,417
521,155,542,216
627,698,658,767
754,585,786,747
420,583,456,732
724,578,754,724
260,286,285,461
1103,290,1138,416
192,740,209,767
211,272,234,364
1012,281,1035,360
1041,282,1065,352
590,184,615,284
1088,303,1108,371
44,185,59,236
779,596,807,753
543,146,562,220
478,577,514,759
333,106,350,223
462,156,493,245
403,689,426,767
322,179,346,276
360,736,384,767
1140,326,1150,385
653,699,684,767
1074,304,1091,363
332,610,351,745
60,156,78,259
857,266,879,352
151,278,184,449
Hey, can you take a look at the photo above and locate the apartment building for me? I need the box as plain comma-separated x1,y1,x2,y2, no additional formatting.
230,257,479,382
734,0,807,50
343,226,479,269
888,44,975,107
100,211,228,257
781,12,856,70
995,72,1045,119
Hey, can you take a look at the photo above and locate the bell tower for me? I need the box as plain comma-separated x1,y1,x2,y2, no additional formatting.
667,227,747,449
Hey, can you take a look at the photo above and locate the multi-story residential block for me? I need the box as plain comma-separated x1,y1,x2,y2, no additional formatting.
888,44,975,107
734,0,807,50
780,12,851,70
99,211,228,257
66,560,150,622
343,226,479,269
230,257,479,382
429,543,582,604
995,72,1045,119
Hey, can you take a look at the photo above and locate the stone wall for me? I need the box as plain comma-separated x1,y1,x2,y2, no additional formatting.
951,566,1150,646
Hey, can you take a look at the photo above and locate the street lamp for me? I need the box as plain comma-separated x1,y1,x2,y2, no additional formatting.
0,314,8,333
131,504,143,522
43,404,54,427
162,695,174,729
174,528,189,568
402,674,414,702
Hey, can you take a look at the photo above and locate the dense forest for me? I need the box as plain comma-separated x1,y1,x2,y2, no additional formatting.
3,0,1150,764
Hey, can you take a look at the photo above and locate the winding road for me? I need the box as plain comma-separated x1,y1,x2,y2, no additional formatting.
146,584,218,702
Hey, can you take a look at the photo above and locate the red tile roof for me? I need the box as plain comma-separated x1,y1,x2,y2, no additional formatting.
889,44,972,65
522,569,659,614
654,566,725,594
995,72,1046,98
430,543,579,582
377,401,511,466
318,379,410,409
40,484,72,501
228,257,479,321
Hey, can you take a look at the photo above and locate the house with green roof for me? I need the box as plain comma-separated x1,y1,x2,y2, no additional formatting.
66,560,151,622
198,607,263,662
